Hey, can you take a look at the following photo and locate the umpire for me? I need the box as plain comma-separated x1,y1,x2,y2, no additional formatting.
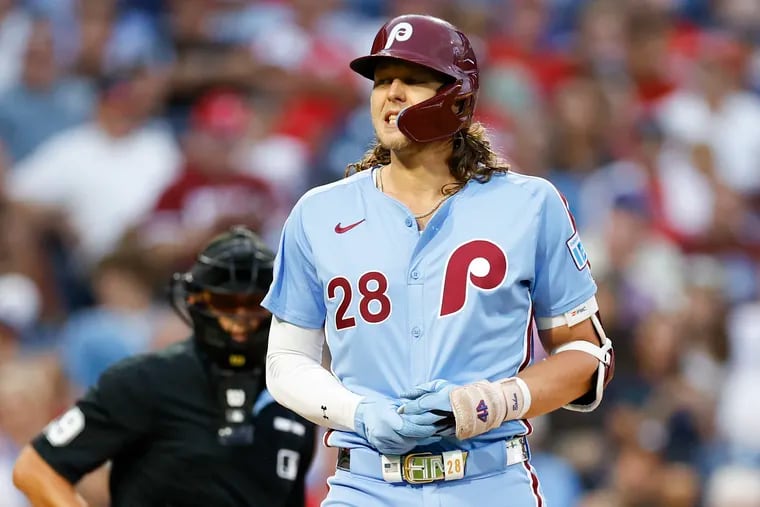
13,226,316,507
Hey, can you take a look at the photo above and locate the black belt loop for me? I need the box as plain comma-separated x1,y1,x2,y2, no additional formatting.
337,447,351,471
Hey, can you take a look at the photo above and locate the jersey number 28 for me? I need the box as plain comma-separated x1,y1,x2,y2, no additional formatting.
327,240,508,330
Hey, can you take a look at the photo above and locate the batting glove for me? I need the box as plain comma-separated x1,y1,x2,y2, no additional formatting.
396,380,457,438
354,397,421,455
399,378,531,440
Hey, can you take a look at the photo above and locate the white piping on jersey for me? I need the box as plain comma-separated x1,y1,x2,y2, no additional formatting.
296,168,373,204
517,297,534,436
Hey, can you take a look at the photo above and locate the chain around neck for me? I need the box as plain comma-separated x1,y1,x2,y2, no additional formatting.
377,166,454,220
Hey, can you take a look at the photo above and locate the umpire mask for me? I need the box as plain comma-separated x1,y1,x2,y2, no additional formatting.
171,225,274,373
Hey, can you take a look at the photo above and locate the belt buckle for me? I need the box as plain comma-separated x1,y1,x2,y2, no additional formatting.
402,453,445,484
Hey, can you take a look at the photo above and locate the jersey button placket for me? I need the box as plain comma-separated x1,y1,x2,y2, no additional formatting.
405,216,414,228
407,263,426,384
409,272,423,340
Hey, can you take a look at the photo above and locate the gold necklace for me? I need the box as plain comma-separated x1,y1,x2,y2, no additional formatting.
377,167,453,220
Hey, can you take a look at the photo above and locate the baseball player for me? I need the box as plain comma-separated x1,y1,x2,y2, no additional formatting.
263,14,614,507
13,226,315,507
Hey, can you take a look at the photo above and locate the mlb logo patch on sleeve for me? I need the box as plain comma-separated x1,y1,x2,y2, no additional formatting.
566,233,588,271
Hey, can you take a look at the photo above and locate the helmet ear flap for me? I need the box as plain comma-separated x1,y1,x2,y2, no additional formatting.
396,82,475,143
453,92,476,118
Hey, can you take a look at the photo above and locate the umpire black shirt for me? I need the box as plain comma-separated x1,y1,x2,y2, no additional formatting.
33,339,316,507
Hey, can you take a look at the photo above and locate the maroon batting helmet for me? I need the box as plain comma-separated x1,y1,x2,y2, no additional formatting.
350,14,479,143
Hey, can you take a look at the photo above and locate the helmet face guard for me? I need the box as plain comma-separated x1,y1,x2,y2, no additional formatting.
170,226,274,372
350,14,479,143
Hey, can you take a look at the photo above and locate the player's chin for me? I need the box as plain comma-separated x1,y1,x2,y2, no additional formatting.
377,132,411,151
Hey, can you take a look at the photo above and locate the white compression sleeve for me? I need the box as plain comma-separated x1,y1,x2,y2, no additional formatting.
266,316,362,432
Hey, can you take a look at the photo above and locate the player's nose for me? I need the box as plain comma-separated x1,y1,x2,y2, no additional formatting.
387,78,406,101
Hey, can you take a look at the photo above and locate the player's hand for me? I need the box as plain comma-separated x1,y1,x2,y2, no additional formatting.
354,397,421,455
396,380,457,438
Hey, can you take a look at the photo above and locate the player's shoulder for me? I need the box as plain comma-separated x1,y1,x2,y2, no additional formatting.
294,170,373,210
478,171,563,211
499,170,561,199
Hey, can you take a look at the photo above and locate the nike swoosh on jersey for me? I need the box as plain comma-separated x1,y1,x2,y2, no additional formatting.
334,219,366,234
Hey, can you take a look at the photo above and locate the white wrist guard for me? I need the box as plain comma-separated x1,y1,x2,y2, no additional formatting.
449,377,532,440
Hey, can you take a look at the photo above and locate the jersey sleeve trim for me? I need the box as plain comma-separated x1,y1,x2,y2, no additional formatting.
534,285,597,323
536,295,599,329
30,438,85,484
265,303,325,330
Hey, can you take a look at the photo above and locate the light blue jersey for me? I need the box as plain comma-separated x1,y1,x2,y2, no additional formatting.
263,167,596,452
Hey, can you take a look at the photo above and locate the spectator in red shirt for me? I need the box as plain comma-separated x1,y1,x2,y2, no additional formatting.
138,88,283,277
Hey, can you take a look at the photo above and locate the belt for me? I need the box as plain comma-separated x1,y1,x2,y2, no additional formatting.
336,435,529,484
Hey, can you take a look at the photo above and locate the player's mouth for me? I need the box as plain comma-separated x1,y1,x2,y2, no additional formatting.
384,111,400,126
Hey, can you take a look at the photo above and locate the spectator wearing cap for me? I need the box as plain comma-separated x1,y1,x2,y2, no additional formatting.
246,0,363,152
138,88,283,278
162,0,261,130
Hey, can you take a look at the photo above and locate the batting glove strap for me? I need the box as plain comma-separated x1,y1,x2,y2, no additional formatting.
449,377,532,440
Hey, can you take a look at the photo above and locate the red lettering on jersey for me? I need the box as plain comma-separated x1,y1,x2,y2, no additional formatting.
440,240,508,317
327,272,391,329
327,276,356,330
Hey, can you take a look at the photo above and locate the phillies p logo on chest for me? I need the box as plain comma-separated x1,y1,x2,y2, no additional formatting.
439,239,508,317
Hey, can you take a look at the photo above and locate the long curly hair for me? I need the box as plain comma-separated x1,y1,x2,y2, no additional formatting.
345,122,510,195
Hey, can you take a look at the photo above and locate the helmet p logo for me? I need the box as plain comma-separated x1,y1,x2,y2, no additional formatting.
384,22,413,49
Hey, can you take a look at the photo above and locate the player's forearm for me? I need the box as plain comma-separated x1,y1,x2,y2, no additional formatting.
267,350,362,431
266,317,362,432
517,350,598,419
13,445,88,507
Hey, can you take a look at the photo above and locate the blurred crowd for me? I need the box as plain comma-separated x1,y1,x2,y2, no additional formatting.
1,0,759,506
